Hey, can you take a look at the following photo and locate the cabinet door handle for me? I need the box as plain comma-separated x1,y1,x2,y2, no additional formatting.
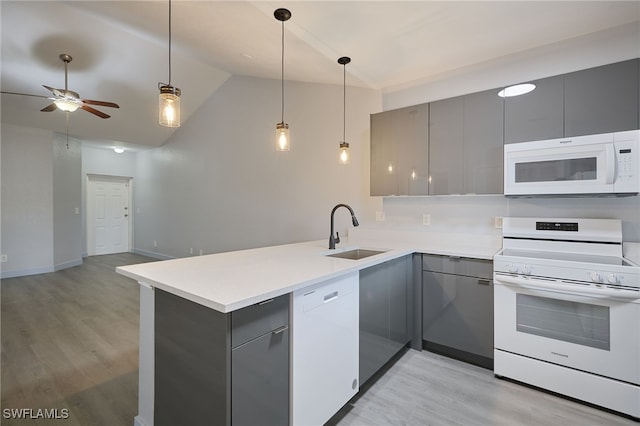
258,298,274,306
272,325,288,335
477,279,491,286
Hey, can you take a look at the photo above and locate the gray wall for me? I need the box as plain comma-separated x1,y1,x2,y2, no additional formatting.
1,124,55,277
133,75,381,258
52,132,82,270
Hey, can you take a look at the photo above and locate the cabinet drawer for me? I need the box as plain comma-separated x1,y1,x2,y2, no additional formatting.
232,294,289,348
422,254,492,279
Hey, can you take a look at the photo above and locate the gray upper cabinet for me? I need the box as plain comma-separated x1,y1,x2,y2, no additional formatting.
504,75,564,144
396,104,429,195
564,59,639,137
370,111,397,196
370,104,429,196
429,91,504,195
371,59,640,195
428,97,464,195
463,89,504,194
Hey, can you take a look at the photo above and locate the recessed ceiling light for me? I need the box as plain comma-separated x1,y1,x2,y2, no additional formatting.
498,83,536,98
113,147,125,154
241,53,253,59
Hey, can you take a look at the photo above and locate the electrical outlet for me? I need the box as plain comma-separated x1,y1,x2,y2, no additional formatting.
423,213,431,226
153,241,157,248
375,211,385,221
190,248,194,255
74,207,80,215
1,254,7,262
199,249,204,256
495,216,503,229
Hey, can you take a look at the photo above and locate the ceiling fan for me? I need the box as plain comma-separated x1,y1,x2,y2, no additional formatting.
1,53,119,119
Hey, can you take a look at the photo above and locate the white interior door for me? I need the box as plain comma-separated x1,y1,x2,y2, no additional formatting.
87,176,131,256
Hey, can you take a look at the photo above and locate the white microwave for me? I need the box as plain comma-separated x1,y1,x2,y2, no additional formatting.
504,130,639,196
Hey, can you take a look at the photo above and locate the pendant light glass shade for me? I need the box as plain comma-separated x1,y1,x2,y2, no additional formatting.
276,122,290,151
159,85,181,127
159,0,181,127
54,99,79,112
274,8,291,151
338,56,351,165
339,141,350,165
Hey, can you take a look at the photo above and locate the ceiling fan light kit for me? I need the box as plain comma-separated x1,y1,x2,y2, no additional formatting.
0,53,120,119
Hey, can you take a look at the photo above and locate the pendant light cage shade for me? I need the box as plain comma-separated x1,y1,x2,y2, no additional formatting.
338,56,351,165
275,8,291,151
159,0,181,128
159,85,181,128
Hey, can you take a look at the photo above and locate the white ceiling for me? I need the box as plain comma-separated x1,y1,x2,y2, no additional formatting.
1,1,639,149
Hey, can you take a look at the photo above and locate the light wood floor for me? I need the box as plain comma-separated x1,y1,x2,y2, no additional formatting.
2,253,638,426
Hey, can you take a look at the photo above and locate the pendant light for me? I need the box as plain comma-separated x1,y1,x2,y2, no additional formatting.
338,56,351,165
274,8,291,151
158,0,181,127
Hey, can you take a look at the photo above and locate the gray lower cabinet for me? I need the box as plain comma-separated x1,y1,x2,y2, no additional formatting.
422,255,493,369
359,255,412,386
231,297,289,426
154,289,289,426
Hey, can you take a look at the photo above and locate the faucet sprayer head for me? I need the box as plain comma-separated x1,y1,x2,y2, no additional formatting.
351,215,359,227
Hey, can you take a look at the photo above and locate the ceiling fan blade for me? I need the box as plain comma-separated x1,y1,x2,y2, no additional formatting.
41,103,57,112
0,90,49,99
82,99,120,109
81,104,110,119
42,85,65,98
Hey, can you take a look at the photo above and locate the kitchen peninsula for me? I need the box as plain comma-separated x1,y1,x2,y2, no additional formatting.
117,233,500,426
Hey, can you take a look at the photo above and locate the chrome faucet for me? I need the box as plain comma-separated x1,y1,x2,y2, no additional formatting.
329,204,359,249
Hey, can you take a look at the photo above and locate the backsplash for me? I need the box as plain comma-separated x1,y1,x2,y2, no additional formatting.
361,194,639,243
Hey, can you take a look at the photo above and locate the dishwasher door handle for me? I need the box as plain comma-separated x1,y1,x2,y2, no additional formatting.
323,291,339,303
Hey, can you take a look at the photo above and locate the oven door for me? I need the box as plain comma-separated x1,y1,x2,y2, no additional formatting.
504,141,615,195
494,277,640,385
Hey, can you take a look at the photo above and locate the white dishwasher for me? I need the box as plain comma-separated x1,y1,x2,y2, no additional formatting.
292,271,359,426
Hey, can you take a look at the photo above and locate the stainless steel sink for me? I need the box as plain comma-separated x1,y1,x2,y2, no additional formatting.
325,249,387,260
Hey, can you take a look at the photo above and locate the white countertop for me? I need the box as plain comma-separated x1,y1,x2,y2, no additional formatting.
117,234,501,313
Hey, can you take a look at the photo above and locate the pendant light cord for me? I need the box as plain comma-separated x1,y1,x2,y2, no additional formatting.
342,63,346,142
281,19,285,123
168,0,172,85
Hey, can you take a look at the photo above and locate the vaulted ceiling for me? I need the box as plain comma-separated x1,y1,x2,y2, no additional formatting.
1,1,638,149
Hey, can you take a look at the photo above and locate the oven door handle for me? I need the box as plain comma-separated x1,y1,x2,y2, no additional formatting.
495,275,640,300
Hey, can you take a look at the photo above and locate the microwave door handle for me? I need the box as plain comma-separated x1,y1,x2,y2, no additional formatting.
605,144,616,184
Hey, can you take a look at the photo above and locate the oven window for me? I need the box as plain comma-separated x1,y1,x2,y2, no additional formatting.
515,157,597,183
516,294,610,350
